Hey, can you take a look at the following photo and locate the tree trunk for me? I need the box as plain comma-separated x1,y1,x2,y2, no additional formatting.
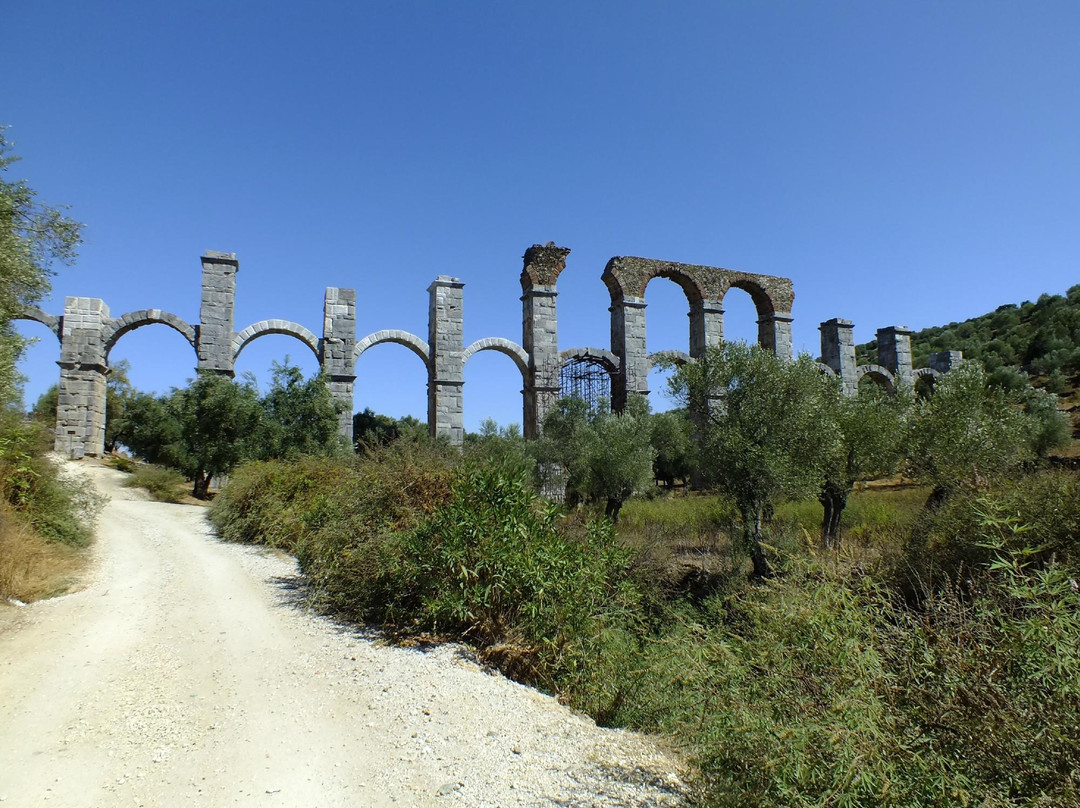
193,469,212,500
743,505,773,579
819,482,849,550
605,497,623,523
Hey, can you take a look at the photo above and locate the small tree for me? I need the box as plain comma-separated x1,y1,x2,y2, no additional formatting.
259,360,343,459
169,372,263,498
820,383,912,549
0,128,82,406
650,409,693,489
540,396,655,521
666,343,838,577
906,361,1037,503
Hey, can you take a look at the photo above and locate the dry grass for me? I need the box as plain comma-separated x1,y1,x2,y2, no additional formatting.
0,505,85,603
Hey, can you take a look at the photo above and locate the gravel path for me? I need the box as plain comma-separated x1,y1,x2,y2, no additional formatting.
0,461,687,807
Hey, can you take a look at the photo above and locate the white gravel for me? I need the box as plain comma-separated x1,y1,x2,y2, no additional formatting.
0,461,688,807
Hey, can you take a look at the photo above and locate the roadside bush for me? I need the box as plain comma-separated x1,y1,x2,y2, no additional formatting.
124,465,188,503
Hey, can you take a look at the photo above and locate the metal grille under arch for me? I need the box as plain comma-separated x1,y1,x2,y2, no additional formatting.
559,357,611,409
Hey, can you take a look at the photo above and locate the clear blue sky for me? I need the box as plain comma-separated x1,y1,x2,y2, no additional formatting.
7,1,1079,430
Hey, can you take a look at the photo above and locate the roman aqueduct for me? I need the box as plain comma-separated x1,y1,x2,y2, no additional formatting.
18,244,961,458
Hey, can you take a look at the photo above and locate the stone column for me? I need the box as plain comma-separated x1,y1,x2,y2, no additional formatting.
427,276,465,446
321,287,357,443
521,244,570,438
820,318,857,397
928,350,963,373
758,311,795,359
611,296,648,410
197,251,239,375
877,326,914,389
689,299,724,358
55,297,110,458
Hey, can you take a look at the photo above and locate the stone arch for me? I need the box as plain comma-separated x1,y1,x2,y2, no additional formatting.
559,347,621,377
815,361,838,378
104,309,197,356
354,329,430,366
646,349,692,371
602,256,708,306
855,364,897,394
463,338,529,380
719,276,784,319
13,308,62,342
233,320,320,362
913,366,940,398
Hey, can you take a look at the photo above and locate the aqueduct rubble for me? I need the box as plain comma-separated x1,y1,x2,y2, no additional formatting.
19,245,961,458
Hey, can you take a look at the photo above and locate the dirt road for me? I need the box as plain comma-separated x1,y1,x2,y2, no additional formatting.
0,462,684,808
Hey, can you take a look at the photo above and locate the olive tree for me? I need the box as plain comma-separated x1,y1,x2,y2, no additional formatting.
665,343,838,577
540,396,655,521
0,128,82,405
820,383,912,549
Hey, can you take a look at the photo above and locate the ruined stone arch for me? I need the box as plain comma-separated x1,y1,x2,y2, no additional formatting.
354,329,430,366
815,361,838,379
233,320,321,362
855,364,897,394
559,347,621,377
104,310,198,357
13,308,63,344
646,349,692,371
463,338,529,380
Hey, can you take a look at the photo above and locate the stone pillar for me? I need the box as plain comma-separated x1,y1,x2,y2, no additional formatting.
55,297,110,458
197,251,239,375
689,299,724,358
427,276,465,446
758,311,794,359
321,287,357,443
877,326,914,389
928,350,963,373
521,244,570,438
611,296,649,410
820,318,857,397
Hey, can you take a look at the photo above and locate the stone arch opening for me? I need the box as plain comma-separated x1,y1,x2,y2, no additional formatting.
463,344,527,432
12,317,63,413
913,367,939,399
715,285,759,347
353,339,429,427
232,332,322,390
640,277,695,412
856,364,897,395
558,349,618,411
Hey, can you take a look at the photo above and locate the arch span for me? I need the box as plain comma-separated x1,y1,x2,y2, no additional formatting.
559,347,620,376
855,364,897,394
354,329,430,366
104,309,197,355
233,320,320,361
646,349,692,371
13,308,62,342
463,338,528,378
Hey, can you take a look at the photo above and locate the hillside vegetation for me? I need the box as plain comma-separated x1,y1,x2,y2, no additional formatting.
857,284,1080,394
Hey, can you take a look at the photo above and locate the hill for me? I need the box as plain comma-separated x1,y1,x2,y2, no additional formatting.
856,284,1080,394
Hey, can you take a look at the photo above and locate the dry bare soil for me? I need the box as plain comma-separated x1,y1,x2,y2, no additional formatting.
0,462,684,808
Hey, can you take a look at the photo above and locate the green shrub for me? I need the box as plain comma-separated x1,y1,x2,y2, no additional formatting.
124,464,188,503
0,415,99,547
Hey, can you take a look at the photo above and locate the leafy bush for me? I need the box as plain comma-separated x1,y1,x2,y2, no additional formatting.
124,464,188,503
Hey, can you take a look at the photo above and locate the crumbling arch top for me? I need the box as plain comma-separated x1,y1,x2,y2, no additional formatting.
13,307,62,342
233,320,320,361
355,329,430,366
105,309,198,356
463,338,529,379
